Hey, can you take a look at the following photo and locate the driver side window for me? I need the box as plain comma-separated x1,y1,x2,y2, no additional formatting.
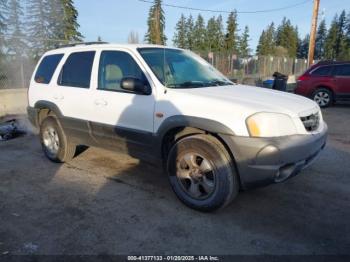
98,51,146,92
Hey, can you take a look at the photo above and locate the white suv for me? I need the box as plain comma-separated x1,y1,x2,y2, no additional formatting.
27,43,328,211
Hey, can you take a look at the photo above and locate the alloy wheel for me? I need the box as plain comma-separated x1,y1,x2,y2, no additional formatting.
176,152,216,200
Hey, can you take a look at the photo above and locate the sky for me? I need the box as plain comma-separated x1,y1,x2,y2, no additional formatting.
75,0,348,51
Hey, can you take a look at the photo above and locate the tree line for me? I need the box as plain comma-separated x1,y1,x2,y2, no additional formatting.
0,0,82,61
257,10,350,60
145,0,350,60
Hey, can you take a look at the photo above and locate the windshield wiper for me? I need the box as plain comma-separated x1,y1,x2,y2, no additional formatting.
167,81,206,88
204,79,233,87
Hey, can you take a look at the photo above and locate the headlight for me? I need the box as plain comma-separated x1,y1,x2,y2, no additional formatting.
246,112,297,137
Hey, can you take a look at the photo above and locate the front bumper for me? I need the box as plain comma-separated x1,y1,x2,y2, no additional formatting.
220,124,328,189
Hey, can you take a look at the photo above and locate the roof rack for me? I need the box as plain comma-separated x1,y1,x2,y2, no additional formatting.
59,41,109,48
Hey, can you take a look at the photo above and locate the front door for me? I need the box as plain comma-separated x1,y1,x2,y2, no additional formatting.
89,50,156,160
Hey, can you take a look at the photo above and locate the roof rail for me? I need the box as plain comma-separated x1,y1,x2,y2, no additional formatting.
316,60,350,65
59,41,109,48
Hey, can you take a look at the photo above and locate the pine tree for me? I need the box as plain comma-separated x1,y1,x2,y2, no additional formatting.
185,15,194,50
61,0,83,43
206,16,217,51
239,26,250,56
192,14,206,51
26,0,52,58
297,34,309,59
315,19,327,59
145,0,166,45
6,0,26,57
216,15,225,51
337,10,348,60
206,15,224,52
0,0,8,52
173,14,187,48
275,17,298,57
324,15,339,59
256,23,276,56
225,11,238,52
340,13,350,60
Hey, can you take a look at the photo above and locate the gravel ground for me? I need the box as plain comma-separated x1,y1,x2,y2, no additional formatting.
0,106,349,256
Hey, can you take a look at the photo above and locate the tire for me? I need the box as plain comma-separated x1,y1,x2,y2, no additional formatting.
40,116,76,163
167,134,239,212
312,88,333,108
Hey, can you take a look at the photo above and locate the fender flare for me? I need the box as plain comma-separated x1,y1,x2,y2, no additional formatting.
34,100,64,118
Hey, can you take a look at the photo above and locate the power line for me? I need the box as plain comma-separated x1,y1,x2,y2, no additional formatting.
137,0,313,14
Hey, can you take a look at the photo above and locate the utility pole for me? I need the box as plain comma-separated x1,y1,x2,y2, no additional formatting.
307,0,320,67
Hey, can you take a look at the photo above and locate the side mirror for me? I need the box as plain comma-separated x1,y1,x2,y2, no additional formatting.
120,77,151,95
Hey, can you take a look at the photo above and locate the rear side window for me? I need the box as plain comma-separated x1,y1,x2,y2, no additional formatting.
58,51,95,88
334,65,350,76
35,54,64,84
311,66,332,76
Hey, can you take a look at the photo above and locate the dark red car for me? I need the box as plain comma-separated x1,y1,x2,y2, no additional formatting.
295,61,350,107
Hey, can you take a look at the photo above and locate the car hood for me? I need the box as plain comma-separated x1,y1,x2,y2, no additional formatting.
172,84,319,117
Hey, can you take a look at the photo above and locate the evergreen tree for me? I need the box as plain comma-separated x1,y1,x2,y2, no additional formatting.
206,15,224,51
275,17,298,57
337,10,348,60
0,0,8,51
239,26,250,56
185,15,194,50
216,15,225,51
26,0,52,57
297,34,309,59
225,11,238,52
315,19,327,59
6,0,26,57
192,14,206,51
256,23,276,55
145,0,166,45
340,13,350,60
173,14,187,48
61,0,83,43
324,15,339,59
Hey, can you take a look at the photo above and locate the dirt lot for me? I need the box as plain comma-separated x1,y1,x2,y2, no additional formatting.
0,106,349,256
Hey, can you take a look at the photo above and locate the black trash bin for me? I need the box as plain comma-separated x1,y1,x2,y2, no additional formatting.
272,72,288,92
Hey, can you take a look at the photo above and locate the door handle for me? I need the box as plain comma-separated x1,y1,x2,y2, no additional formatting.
94,99,108,106
53,94,64,100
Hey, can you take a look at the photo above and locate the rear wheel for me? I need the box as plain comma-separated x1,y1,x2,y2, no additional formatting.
167,134,239,212
40,117,76,163
313,88,333,107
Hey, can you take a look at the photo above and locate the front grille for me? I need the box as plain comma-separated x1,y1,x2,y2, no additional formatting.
300,112,320,132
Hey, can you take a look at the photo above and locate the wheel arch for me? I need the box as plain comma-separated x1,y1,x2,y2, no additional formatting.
34,101,63,125
157,115,242,187
313,85,335,101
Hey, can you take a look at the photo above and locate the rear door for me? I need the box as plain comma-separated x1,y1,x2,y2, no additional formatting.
54,50,96,143
333,64,350,98
88,49,156,160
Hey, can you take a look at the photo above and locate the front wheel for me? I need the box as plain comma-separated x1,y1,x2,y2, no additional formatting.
40,116,76,163
313,88,333,107
167,134,239,212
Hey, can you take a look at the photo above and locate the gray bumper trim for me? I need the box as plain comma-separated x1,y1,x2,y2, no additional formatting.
220,124,328,189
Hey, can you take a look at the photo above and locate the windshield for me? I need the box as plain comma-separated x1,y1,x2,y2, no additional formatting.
138,48,232,88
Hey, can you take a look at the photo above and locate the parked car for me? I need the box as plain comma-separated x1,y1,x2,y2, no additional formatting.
27,43,328,211
295,61,350,107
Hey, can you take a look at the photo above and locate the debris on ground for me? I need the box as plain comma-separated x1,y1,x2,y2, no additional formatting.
0,119,27,141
